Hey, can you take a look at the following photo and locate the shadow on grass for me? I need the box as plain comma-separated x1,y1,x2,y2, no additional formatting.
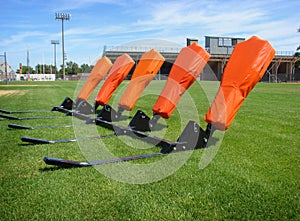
39,166,72,172
151,123,167,131
19,143,41,146
117,115,131,121
206,137,219,147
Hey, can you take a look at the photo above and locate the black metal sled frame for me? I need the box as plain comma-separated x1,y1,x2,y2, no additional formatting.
21,107,211,152
43,120,212,168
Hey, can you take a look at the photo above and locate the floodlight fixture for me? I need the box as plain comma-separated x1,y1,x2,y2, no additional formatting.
55,13,71,20
0,52,7,84
55,12,71,80
51,40,59,44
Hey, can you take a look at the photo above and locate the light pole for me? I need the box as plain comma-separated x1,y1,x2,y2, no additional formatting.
0,52,7,84
55,13,70,80
51,40,59,75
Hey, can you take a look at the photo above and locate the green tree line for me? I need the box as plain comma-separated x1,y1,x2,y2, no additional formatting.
16,61,94,78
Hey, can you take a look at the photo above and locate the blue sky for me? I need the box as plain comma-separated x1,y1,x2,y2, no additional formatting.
1,0,299,71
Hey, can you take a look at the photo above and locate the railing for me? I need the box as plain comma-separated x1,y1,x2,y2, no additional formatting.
275,51,296,56
105,45,182,53
105,45,297,57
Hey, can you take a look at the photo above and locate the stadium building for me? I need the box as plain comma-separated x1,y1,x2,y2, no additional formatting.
103,36,298,82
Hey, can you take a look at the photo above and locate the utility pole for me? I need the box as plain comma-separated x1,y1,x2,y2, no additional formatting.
51,40,59,74
27,49,30,74
0,52,8,84
55,13,70,80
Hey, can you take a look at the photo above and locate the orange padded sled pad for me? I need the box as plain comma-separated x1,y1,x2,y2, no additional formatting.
118,49,165,111
77,56,112,101
95,54,135,106
152,43,210,119
204,36,275,130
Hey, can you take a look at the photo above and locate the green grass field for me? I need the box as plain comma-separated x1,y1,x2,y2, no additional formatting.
0,80,299,220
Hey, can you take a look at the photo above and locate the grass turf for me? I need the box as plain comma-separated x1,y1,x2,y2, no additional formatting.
0,81,299,220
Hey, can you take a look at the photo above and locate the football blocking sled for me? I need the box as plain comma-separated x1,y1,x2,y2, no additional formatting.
43,36,275,167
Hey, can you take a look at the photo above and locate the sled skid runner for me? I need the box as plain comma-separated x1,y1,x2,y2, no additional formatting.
21,136,54,144
8,124,33,130
0,113,22,120
44,152,165,168
44,157,92,167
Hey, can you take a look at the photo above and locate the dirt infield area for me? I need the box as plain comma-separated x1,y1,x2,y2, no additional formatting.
0,90,26,96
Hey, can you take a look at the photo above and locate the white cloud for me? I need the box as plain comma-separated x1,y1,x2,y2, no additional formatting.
0,31,46,47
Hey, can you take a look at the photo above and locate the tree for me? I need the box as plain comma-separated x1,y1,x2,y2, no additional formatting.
20,61,95,78
16,66,35,74
80,63,93,73
65,61,80,75
295,53,300,69
34,64,57,74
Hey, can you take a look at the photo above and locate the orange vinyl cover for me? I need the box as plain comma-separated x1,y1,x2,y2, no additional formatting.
118,49,165,111
95,54,135,106
204,36,275,130
152,43,210,119
77,56,112,101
